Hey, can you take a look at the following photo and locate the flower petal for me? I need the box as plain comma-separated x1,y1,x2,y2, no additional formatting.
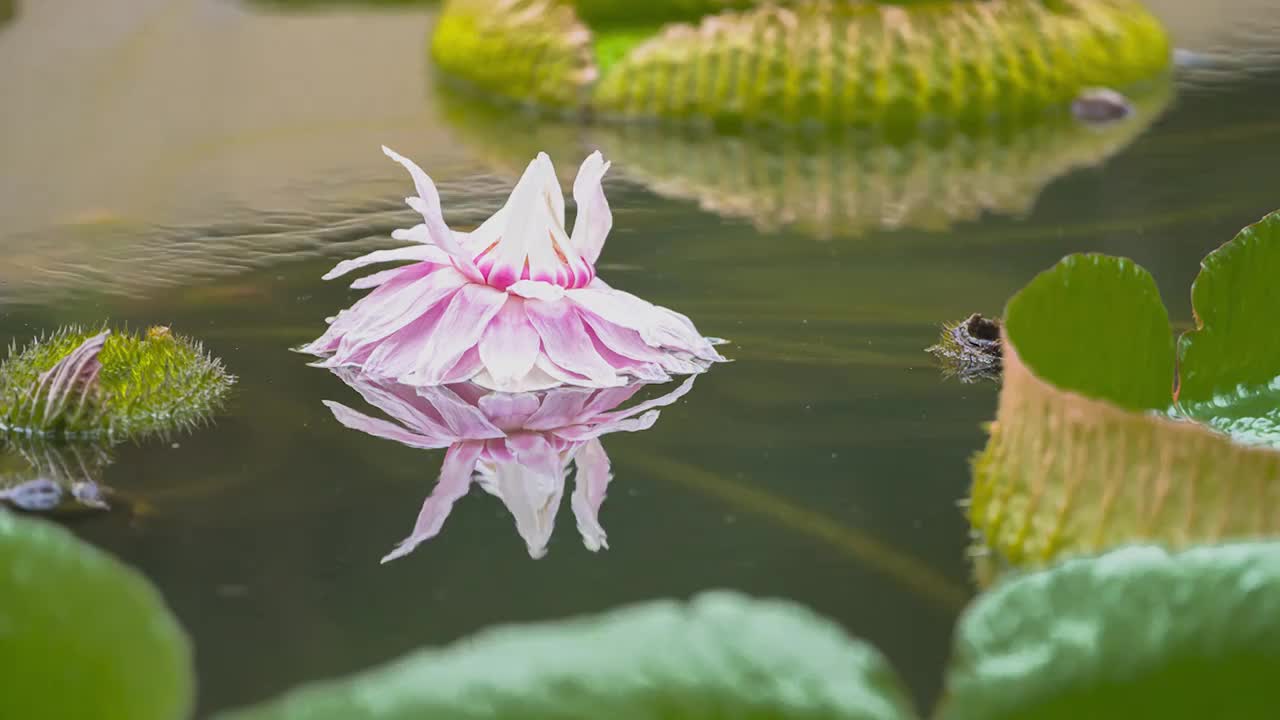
524,299,626,387
382,441,484,563
325,267,469,364
571,438,611,551
570,151,613,264
478,297,541,388
567,285,724,361
383,145,485,283
321,245,444,281
507,280,565,301
404,284,509,385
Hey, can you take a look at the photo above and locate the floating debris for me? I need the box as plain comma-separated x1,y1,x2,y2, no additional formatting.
0,326,234,441
927,314,1003,383
1071,88,1135,125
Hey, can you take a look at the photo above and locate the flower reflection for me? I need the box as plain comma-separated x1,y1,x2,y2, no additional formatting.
325,369,696,561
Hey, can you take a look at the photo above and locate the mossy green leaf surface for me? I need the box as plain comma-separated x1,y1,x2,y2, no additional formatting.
1002,254,1173,412
0,327,233,441
1177,211,1280,447
971,221,1280,569
217,591,916,720
942,543,1280,720
432,0,1172,130
0,511,193,720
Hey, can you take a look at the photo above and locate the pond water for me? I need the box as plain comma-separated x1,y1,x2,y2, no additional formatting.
3,0,1280,715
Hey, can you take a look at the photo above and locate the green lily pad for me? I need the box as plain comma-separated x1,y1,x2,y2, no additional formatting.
941,542,1280,720
1003,254,1173,412
215,591,917,720
432,0,1172,130
0,511,193,720
970,212,1280,567
1177,211,1280,447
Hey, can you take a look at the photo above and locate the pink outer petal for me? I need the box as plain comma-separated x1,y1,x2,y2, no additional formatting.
566,285,724,362
383,145,485,283
321,245,447,281
300,264,449,356
382,441,484,563
478,298,540,388
350,267,409,290
403,284,509,385
318,267,469,365
524,299,626,388
570,151,613,265
571,438,611,551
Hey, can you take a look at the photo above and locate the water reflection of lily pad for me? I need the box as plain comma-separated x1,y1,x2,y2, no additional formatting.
971,210,1280,568
439,82,1171,238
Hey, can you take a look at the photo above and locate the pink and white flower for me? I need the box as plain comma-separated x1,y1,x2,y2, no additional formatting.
302,147,726,391
324,369,696,561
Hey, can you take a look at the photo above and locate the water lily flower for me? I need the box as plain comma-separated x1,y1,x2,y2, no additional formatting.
324,369,696,560
302,147,726,391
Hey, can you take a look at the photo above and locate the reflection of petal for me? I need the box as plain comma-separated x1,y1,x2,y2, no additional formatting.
382,442,485,563
323,400,453,450
586,375,698,429
475,435,567,559
324,370,703,560
571,438,612,552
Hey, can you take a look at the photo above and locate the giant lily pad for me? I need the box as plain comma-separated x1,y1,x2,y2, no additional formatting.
215,591,916,720
971,210,1280,567
0,511,193,720
432,0,1171,130
941,542,1280,720
1176,214,1280,446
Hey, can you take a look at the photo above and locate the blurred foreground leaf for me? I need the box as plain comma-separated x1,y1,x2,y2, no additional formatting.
0,511,193,720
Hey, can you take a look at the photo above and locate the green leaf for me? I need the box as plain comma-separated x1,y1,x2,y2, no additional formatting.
941,542,1280,720
1004,253,1174,412
0,511,193,720
216,591,916,720
1177,211,1280,447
